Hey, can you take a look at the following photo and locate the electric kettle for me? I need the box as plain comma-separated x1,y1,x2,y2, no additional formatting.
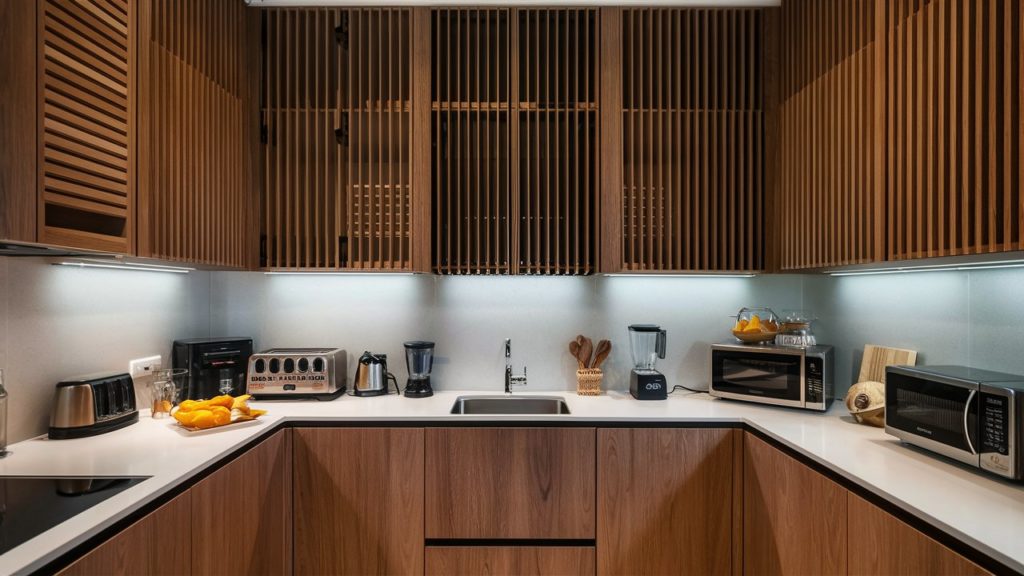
353,352,397,397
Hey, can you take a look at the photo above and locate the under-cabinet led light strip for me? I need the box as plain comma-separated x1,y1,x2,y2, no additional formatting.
54,260,195,274
829,261,1024,277
603,273,757,278
248,1,781,6
264,272,418,276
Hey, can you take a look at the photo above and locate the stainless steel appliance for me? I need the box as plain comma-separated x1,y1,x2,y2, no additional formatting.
172,338,252,400
404,341,435,398
885,365,1024,481
629,324,668,400
353,352,398,397
247,348,347,400
710,343,834,411
49,373,138,439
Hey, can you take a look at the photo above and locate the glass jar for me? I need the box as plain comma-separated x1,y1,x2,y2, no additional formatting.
150,369,187,419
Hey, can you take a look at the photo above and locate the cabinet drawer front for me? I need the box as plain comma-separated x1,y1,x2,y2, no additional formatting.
426,546,595,576
426,427,596,539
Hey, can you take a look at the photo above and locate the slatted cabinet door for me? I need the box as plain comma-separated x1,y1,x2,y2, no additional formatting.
38,0,134,254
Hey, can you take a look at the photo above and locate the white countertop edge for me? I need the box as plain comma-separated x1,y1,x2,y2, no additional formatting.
1,392,1021,575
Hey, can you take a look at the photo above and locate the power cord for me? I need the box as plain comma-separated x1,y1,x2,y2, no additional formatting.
669,384,708,395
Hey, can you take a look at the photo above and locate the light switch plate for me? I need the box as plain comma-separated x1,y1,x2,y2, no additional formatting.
129,355,162,379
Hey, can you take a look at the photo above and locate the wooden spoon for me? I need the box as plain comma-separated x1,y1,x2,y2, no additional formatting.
569,340,585,370
592,339,612,369
579,336,594,370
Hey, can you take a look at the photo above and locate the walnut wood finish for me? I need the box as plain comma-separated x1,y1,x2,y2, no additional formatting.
744,433,848,576
0,0,37,243
425,546,596,576
191,430,292,576
59,491,191,576
774,0,883,270
137,0,259,268
293,427,424,576
618,9,765,273
425,427,596,539
848,493,989,576
37,0,134,254
597,428,735,576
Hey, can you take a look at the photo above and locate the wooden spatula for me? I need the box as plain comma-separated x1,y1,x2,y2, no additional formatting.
569,340,585,370
592,339,612,369
579,337,594,369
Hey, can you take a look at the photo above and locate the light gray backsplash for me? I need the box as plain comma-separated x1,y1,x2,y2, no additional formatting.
0,259,212,443
210,272,804,394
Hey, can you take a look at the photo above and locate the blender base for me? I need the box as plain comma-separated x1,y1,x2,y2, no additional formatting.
630,370,667,400
404,379,433,398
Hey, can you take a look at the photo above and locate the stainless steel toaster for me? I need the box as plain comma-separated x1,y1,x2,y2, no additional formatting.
247,348,347,400
49,373,139,439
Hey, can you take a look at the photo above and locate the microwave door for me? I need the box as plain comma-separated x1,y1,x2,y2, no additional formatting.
886,372,980,467
713,351,805,408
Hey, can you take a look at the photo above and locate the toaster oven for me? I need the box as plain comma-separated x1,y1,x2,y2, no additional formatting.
886,365,1024,481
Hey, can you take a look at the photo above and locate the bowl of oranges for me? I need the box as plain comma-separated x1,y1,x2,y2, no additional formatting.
731,307,780,344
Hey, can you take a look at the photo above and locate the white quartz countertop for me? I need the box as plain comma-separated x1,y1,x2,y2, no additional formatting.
1,390,1022,575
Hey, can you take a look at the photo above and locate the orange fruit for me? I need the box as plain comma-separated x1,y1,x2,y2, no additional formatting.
189,409,215,429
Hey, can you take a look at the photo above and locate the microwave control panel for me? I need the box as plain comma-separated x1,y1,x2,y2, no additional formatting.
981,394,1009,455
805,357,824,404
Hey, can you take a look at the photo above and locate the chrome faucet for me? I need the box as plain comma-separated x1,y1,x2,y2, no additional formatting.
504,338,527,394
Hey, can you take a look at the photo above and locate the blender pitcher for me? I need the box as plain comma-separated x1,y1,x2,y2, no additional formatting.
628,325,667,371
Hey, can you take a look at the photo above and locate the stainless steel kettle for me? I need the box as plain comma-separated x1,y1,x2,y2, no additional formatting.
353,352,397,397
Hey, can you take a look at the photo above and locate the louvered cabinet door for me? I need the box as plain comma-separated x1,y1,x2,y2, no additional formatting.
38,0,134,254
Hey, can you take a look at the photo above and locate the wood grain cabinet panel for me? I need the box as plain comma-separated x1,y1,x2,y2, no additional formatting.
744,433,848,576
847,493,989,576
191,430,292,576
426,546,596,576
0,1,37,243
293,427,424,576
426,427,596,539
597,428,736,576
59,491,191,576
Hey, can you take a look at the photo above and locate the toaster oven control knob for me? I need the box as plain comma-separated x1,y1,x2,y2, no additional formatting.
298,358,309,373
313,357,325,372
269,358,280,374
254,359,266,374
284,358,295,373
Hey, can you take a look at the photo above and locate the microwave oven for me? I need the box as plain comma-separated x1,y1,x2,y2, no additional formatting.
709,343,834,411
885,365,1024,481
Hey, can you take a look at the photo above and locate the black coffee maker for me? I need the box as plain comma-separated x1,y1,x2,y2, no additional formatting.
172,338,253,400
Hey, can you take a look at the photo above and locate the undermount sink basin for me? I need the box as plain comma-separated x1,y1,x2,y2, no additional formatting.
450,395,571,415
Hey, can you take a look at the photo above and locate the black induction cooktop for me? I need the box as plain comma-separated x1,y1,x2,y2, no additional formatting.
0,476,148,555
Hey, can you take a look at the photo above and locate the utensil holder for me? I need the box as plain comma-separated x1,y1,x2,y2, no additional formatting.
576,368,603,396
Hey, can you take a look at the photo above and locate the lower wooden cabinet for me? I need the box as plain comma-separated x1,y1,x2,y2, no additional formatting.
292,427,425,575
847,494,988,576
60,491,192,576
425,546,596,576
597,428,737,576
425,427,596,539
190,429,292,575
744,433,848,576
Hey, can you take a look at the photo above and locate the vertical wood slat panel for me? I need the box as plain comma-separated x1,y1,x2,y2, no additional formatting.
261,8,411,270
885,0,1022,260
621,9,763,273
139,0,256,268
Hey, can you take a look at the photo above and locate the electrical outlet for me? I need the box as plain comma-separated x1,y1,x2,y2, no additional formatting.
129,355,162,379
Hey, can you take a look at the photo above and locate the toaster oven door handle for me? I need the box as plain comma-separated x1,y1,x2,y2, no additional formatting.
964,388,977,455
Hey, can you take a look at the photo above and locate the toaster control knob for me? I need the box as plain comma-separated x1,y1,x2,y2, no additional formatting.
298,358,309,373
269,358,280,374
254,359,266,374
313,357,325,372
284,358,295,373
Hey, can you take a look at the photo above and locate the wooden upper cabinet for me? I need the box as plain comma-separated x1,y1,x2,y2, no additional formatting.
0,1,37,244
744,433,848,576
425,427,596,539
37,0,135,254
597,428,736,576
426,547,596,576
191,430,292,576
847,493,989,576
60,491,191,576
137,0,260,268
602,8,766,274
260,7,430,272
293,427,425,576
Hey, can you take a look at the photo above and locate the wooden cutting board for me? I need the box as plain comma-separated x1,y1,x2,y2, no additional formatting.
858,345,918,384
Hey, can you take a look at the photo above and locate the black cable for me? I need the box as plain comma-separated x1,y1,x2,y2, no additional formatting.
668,384,708,395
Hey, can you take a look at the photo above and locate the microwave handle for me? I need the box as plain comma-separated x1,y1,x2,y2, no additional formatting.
963,388,977,455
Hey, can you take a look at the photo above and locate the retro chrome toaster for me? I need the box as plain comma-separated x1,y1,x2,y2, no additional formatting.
49,373,139,439
246,348,347,400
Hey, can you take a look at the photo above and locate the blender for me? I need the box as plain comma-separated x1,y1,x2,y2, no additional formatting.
403,341,435,398
628,324,668,400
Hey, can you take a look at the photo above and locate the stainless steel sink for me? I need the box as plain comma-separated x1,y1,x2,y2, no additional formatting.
450,395,571,415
